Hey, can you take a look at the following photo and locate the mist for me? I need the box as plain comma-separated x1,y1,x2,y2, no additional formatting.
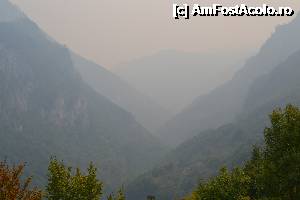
1,0,300,199
10,0,300,67
9,0,300,113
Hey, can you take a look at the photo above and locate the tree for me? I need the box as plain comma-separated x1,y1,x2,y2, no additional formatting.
243,146,266,199
46,158,103,200
262,105,300,199
188,167,251,200
0,161,42,200
186,105,300,200
107,188,126,200
115,188,126,200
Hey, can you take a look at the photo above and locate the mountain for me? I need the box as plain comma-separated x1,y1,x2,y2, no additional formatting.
113,49,249,113
0,0,165,192
0,0,24,22
158,13,300,147
243,53,300,114
71,54,171,133
126,47,300,200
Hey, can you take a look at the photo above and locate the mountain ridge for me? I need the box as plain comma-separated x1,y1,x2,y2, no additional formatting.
114,49,249,113
0,2,166,193
71,53,171,132
126,47,300,200
158,13,300,147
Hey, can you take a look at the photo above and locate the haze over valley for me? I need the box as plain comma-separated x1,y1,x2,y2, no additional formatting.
1,0,300,199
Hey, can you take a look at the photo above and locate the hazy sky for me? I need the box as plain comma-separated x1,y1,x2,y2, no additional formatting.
10,0,300,68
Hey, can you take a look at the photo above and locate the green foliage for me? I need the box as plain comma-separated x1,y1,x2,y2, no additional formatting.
46,158,103,200
107,188,126,200
189,167,251,200
187,105,300,200
262,105,300,199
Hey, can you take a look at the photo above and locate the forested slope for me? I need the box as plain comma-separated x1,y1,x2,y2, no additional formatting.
0,0,165,192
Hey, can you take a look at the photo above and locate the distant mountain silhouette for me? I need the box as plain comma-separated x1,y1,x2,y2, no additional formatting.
158,13,300,147
114,49,249,113
71,54,171,132
0,0,165,192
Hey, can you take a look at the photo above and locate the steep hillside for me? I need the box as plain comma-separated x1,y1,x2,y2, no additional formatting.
158,13,300,147
126,42,300,200
243,51,300,114
0,1,165,192
71,54,170,132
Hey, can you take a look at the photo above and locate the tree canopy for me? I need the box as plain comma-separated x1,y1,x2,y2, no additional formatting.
186,105,300,200
0,161,42,200
46,158,103,200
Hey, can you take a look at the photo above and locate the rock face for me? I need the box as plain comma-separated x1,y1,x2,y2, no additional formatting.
0,0,165,192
